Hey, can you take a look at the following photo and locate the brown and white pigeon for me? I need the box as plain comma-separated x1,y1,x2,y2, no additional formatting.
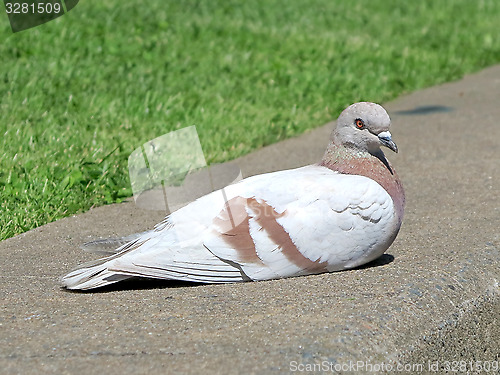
61,102,405,290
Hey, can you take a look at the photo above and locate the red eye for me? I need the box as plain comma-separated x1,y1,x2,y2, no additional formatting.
355,119,365,129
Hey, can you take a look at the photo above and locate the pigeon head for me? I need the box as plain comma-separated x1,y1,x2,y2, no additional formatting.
333,102,398,154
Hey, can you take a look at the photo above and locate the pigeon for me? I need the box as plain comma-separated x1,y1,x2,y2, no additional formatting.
61,102,405,290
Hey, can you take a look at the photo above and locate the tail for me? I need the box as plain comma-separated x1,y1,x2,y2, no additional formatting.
79,231,152,255
61,257,132,290
62,233,152,290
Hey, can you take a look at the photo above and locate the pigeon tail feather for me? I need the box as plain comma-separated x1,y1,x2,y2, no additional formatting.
80,231,152,255
60,258,132,290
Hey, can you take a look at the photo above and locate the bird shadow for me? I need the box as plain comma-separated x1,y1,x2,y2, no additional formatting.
353,253,394,270
62,254,395,293
62,278,205,293
393,105,453,115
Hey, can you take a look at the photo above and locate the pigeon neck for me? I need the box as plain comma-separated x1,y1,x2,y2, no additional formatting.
319,141,405,223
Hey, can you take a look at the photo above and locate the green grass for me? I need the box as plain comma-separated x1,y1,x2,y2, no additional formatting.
1,0,499,240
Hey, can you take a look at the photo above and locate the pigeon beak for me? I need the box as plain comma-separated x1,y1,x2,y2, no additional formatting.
378,131,398,153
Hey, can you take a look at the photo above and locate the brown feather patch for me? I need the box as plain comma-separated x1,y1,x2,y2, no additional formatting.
214,197,328,273
213,196,264,265
248,198,328,273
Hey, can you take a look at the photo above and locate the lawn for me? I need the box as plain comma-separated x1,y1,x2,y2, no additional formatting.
1,0,499,241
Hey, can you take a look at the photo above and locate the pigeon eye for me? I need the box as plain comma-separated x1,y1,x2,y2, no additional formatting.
355,118,365,129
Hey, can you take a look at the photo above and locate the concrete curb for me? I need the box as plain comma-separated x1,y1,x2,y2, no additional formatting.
1,66,499,374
